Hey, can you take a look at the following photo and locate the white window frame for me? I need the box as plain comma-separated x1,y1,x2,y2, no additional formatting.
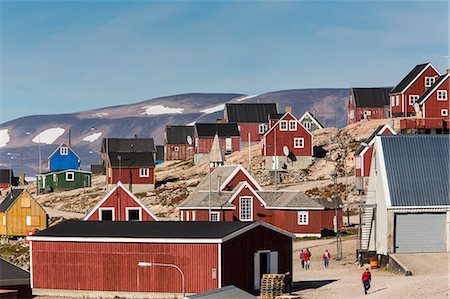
99,208,115,221
174,146,180,152
409,95,419,105
304,121,312,130
441,109,448,116
239,196,253,221
139,168,149,177
396,95,399,106
280,120,288,131
66,171,74,182
425,76,436,88
391,96,395,107
210,212,220,222
294,138,304,148
60,147,68,155
125,207,142,221
297,211,309,225
364,110,371,116
258,124,268,134
289,120,297,131
180,211,184,221
26,216,32,226
437,90,447,101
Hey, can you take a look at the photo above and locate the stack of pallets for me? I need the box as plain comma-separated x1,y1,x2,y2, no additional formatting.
260,274,285,298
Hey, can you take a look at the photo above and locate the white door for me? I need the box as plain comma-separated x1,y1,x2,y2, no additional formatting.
226,138,232,152
254,251,279,290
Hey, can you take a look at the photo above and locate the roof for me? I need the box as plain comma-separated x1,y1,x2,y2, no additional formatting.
0,169,13,184
299,111,325,129
225,103,278,123
108,152,155,167
102,138,156,153
189,285,256,299
351,87,392,108
262,112,313,139
156,145,164,161
391,63,433,94
195,123,240,138
355,124,396,155
0,257,29,287
269,113,285,121
257,191,325,209
47,142,80,161
37,169,92,176
165,125,195,144
418,73,449,105
0,189,24,212
178,191,235,208
379,135,450,207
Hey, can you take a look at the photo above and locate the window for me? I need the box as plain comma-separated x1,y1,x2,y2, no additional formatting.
391,96,395,107
174,146,180,152
396,95,399,106
364,110,371,116
409,95,419,105
66,172,74,182
294,138,304,148
280,120,288,131
210,212,220,222
21,196,31,208
26,216,32,226
186,211,190,221
192,211,196,221
437,90,447,101
60,147,68,155
2,216,5,226
99,208,114,221
425,76,436,88
126,208,141,221
441,109,448,116
139,168,149,177
239,197,253,221
304,122,312,130
297,211,309,225
289,120,297,131
259,124,268,134
53,173,57,182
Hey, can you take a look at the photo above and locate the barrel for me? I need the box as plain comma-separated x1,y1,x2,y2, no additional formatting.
370,257,378,269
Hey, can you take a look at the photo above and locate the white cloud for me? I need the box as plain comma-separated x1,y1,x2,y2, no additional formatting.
32,128,65,144
200,104,224,114
0,129,10,147
141,105,184,115
83,132,103,142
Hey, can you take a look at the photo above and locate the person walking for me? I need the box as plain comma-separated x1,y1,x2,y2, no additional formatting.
362,268,372,295
300,249,305,269
322,250,331,268
303,249,311,270
284,271,292,294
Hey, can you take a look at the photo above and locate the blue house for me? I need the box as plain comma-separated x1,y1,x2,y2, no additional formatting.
47,142,80,172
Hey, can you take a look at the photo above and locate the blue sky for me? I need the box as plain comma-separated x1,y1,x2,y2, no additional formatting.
1,1,448,122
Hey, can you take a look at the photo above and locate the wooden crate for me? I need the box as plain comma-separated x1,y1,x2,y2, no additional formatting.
260,274,285,298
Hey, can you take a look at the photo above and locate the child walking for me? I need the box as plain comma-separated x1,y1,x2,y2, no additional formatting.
322,250,331,268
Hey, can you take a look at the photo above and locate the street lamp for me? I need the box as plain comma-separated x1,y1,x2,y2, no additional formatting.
137,262,187,299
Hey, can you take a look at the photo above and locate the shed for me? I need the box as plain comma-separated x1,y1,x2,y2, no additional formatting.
28,220,293,298
165,125,195,161
347,87,392,124
36,169,91,193
0,258,31,299
0,170,18,189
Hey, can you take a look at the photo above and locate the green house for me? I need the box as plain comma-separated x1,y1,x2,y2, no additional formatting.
36,169,91,193
299,111,325,132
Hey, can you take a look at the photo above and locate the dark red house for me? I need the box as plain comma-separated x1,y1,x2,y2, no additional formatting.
347,87,392,124
355,124,396,193
83,182,158,221
223,103,278,144
0,169,18,189
390,63,440,118
164,125,195,161
261,112,313,170
106,151,155,193
28,220,293,297
193,123,240,164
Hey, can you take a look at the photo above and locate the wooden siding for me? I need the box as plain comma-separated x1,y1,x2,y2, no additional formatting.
48,145,79,172
31,242,219,294
221,225,292,293
37,171,91,191
237,124,264,142
109,167,155,185
222,170,258,191
181,209,234,222
423,77,449,120
193,134,241,154
0,191,46,236
86,186,156,221
165,144,194,161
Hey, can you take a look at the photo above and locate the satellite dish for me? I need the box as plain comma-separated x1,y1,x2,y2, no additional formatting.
186,135,193,145
413,103,420,113
283,145,289,156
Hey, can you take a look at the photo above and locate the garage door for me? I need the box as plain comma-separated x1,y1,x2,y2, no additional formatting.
395,213,446,253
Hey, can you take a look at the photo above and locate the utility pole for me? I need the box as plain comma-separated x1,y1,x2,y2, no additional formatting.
332,170,343,260
248,132,251,174
344,143,350,226
274,124,277,190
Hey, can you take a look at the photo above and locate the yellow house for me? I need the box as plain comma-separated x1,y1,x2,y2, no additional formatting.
0,189,47,236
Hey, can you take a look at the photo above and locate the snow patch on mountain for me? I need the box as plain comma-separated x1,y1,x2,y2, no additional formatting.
200,104,225,114
93,112,109,117
236,95,257,102
0,129,10,147
32,128,65,144
141,105,184,115
83,132,103,142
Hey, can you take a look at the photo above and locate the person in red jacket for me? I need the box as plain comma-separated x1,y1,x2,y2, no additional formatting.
362,268,372,295
322,250,331,268
303,248,311,270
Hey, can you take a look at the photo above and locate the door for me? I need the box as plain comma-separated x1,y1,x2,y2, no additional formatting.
254,251,279,290
395,213,446,253
225,138,232,152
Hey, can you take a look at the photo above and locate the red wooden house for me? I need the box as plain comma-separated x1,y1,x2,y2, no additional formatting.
106,151,155,193
390,63,440,118
261,112,313,170
84,182,158,221
164,125,195,161
347,88,392,125
223,103,278,144
355,124,396,193
193,123,240,164
28,220,293,297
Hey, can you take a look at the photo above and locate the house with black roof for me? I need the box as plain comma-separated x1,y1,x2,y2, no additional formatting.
101,137,156,169
347,87,393,125
164,125,195,161
0,169,19,189
389,63,440,118
28,220,293,298
0,257,31,298
193,123,240,164
224,103,278,144
361,135,450,255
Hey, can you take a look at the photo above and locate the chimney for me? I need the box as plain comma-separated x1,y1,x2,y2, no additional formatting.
285,106,292,113
446,68,450,74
